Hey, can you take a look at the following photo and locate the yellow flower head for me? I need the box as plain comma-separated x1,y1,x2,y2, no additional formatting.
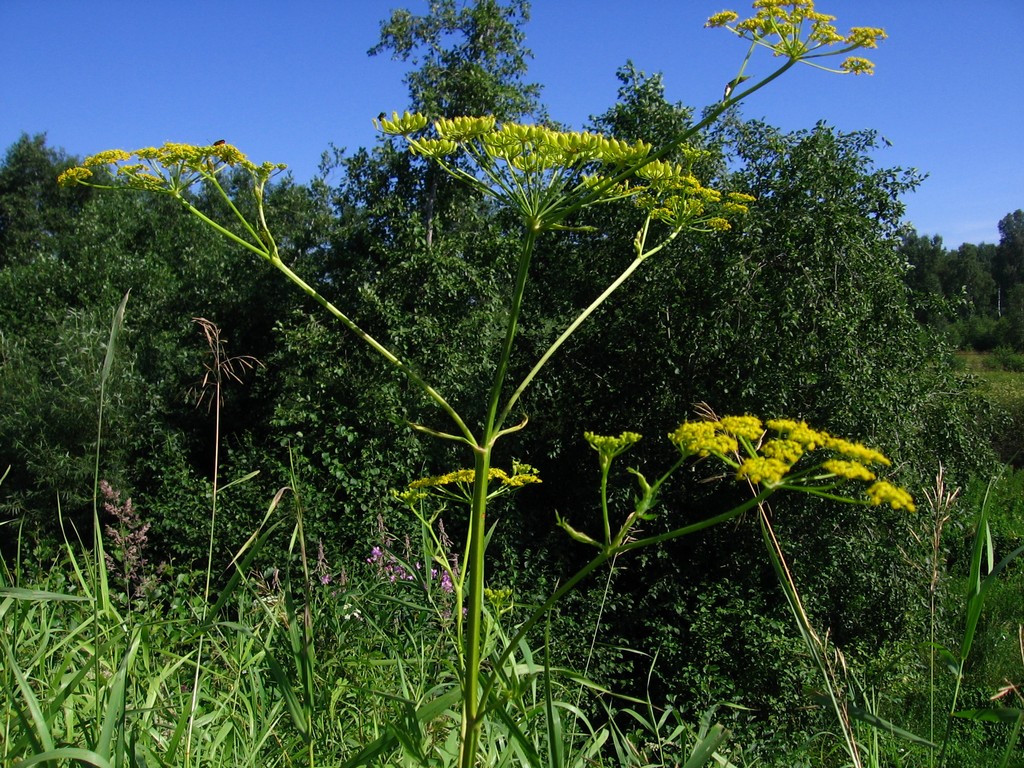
585,431,642,459
718,415,764,441
736,456,789,486
824,436,891,467
670,421,738,457
846,27,887,49
392,488,429,506
761,438,804,465
409,469,476,489
822,459,875,482
407,466,541,491
706,10,740,27
436,115,498,142
56,142,286,194
866,481,916,512
56,166,93,186
840,56,876,75
85,149,132,166
707,0,884,73
409,138,460,158
766,418,829,450
375,110,429,135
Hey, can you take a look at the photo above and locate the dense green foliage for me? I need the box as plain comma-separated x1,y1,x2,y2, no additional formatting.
901,209,1024,352
2,1,1022,764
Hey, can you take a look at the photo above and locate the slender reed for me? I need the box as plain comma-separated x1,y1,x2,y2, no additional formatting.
184,317,263,764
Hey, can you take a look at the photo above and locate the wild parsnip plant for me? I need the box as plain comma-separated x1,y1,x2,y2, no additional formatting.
54,2,897,765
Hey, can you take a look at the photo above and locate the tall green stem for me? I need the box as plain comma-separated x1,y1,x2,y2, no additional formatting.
459,445,491,768
459,226,538,768
486,226,538,437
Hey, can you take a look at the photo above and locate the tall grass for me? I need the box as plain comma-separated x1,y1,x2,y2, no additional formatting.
4,303,1024,767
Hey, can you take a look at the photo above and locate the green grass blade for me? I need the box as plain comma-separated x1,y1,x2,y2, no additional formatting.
219,469,260,492
100,291,130,386
0,587,90,602
340,685,461,768
835,695,937,747
96,629,142,758
16,746,113,768
681,723,730,768
3,637,55,754
984,540,1024,584
962,478,996,661
262,643,311,741
206,520,284,623
953,707,1023,724
997,709,1022,768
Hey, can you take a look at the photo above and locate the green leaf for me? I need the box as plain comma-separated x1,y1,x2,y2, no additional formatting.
3,637,55,754
954,707,1024,724
0,587,89,601
846,699,937,747
96,630,142,759
682,723,731,768
15,747,113,768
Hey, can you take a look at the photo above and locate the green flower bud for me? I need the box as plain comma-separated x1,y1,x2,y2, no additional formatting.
376,111,428,136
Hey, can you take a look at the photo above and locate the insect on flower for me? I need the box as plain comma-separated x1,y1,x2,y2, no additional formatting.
212,139,226,146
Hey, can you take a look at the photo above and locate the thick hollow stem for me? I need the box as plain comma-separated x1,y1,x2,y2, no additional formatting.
459,445,491,768
460,227,540,766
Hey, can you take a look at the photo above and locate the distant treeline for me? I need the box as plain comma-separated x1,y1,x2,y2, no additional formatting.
901,210,1024,351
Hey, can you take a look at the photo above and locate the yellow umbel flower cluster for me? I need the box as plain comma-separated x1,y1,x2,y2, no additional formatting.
399,462,541,507
375,112,749,234
866,481,915,512
584,431,642,459
634,160,756,230
668,414,914,511
57,142,286,195
670,421,738,457
407,464,542,492
706,1,886,75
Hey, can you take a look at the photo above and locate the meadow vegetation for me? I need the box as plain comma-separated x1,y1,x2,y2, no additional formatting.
2,1,1022,765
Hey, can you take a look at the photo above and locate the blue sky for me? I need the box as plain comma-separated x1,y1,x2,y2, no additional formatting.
2,1,1020,247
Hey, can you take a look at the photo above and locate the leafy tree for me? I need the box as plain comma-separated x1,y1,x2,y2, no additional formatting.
946,242,998,320
994,209,1024,313
0,303,147,542
901,230,950,324
1003,282,1024,351
0,133,88,271
369,0,540,121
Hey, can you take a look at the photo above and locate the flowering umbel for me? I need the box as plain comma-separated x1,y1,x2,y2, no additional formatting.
706,1,886,77
398,462,542,505
669,414,914,511
57,142,286,195
375,112,751,235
